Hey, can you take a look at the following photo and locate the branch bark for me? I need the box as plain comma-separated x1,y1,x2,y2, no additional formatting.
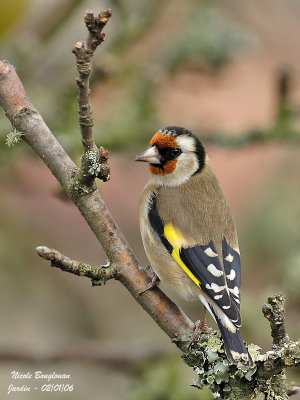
72,9,111,186
36,246,117,285
0,9,299,400
0,25,194,352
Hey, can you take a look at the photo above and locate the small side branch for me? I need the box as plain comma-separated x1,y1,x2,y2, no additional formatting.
262,293,289,348
36,246,117,286
72,9,112,186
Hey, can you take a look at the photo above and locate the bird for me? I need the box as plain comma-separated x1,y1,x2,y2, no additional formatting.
135,126,253,366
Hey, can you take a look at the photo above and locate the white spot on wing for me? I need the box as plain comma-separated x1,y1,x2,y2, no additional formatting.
225,253,234,262
222,305,230,309
214,294,223,300
207,264,223,277
206,283,226,293
229,286,239,296
204,247,218,257
234,298,240,304
226,269,236,281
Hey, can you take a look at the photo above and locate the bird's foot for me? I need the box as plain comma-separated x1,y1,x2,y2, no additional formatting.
139,267,160,295
188,320,202,349
199,316,209,333
188,317,210,349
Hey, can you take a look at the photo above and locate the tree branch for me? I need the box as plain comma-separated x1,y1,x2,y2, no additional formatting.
187,293,300,400
262,293,289,348
0,59,194,354
1,9,299,400
0,61,76,187
72,9,111,186
36,246,117,286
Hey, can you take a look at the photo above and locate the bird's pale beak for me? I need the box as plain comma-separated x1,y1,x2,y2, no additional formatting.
135,146,161,164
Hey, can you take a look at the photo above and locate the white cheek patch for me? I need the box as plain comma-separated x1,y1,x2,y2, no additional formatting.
176,136,196,152
152,152,198,187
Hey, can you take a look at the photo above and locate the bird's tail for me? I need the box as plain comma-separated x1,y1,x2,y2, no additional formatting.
218,322,253,366
209,307,253,366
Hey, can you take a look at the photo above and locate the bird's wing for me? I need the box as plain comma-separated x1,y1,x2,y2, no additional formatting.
148,193,242,328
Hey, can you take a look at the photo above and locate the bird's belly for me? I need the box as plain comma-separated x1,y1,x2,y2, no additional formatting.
143,236,200,300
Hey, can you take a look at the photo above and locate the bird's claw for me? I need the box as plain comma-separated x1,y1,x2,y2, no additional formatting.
188,315,210,349
139,272,160,295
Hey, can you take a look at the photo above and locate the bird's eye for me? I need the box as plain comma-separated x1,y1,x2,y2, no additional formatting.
172,148,182,157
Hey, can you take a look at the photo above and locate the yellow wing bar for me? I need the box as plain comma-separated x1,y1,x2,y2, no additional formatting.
164,223,201,287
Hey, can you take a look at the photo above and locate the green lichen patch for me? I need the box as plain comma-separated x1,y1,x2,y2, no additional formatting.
181,331,265,399
77,263,108,286
79,150,110,183
83,150,102,176
248,344,268,363
66,177,96,200
182,331,298,400
5,128,24,147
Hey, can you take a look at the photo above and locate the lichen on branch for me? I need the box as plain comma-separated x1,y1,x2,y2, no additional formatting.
36,246,117,286
72,9,112,186
0,8,299,400
180,293,300,400
5,128,24,147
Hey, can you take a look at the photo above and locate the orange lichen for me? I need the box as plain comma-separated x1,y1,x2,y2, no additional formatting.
149,160,177,175
150,132,177,148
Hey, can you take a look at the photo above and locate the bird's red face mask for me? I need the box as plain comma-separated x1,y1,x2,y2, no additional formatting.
135,132,179,175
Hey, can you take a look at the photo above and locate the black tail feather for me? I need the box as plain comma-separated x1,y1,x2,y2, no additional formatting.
218,322,253,366
209,307,253,366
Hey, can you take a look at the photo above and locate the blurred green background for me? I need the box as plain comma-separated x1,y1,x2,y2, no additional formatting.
0,0,300,399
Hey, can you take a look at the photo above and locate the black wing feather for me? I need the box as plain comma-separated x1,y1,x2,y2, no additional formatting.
222,238,241,310
148,193,242,328
180,244,241,326
148,193,172,254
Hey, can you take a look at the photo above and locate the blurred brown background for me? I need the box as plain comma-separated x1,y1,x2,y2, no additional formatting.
0,0,300,399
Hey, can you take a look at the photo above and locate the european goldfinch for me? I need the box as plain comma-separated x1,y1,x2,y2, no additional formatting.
136,126,252,366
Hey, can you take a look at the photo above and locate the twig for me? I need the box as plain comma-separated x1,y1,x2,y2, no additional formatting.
262,293,289,348
186,293,300,399
72,9,112,185
1,10,300,400
0,60,194,348
36,246,117,286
